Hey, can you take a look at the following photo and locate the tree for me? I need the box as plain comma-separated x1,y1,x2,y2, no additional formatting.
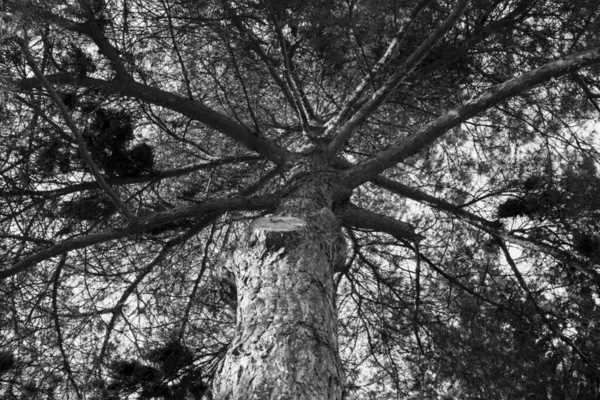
1,0,600,398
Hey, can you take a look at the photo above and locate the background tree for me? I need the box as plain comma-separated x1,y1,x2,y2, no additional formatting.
1,0,600,398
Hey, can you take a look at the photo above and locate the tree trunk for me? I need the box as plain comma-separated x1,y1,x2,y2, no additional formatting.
213,172,347,399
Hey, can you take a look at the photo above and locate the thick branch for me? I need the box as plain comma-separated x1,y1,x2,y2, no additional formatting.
0,194,277,279
6,0,129,78
572,72,600,113
70,19,130,79
326,0,470,155
17,74,290,167
342,45,600,187
272,16,310,131
336,203,424,242
371,175,600,285
324,0,434,136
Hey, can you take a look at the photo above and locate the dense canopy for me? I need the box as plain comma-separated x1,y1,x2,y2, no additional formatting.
1,0,600,398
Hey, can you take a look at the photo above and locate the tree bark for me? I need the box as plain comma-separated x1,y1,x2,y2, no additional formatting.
213,172,347,399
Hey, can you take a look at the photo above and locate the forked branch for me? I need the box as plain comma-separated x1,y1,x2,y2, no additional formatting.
326,0,471,155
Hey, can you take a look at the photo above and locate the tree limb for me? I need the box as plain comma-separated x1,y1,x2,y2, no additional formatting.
326,0,470,156
71,18,130,79
96,211,219,367
19,37,136,222
336,202,424,242
499,241,592,362
272,14,310,131
17,74,291,167
227,13,308,124
371,174,600,285
51,255,83,400
0,155,263,199
572,71,600,113
0,194,277,279
324,0,435,138
342,45,600,187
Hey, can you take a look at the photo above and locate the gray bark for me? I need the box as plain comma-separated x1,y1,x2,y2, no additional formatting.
213,173,346,399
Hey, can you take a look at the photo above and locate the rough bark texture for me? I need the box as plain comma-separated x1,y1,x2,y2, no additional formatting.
213,171,347,399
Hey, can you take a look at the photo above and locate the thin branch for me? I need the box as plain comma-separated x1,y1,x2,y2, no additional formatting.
572,72,600,113
414,247,505,309
18,37,136,222
51,254,83,400
160,0,194,99
223,23,260,131
0,234,55,245
272,14,310,131
141,105,216,155
178,222,217,340
225,13,297,111
96,246,169,369
498,241,591,363
291,64,318,122
415,0,535,80
412,241,425,356
95,210,222,369
0,155,264,199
